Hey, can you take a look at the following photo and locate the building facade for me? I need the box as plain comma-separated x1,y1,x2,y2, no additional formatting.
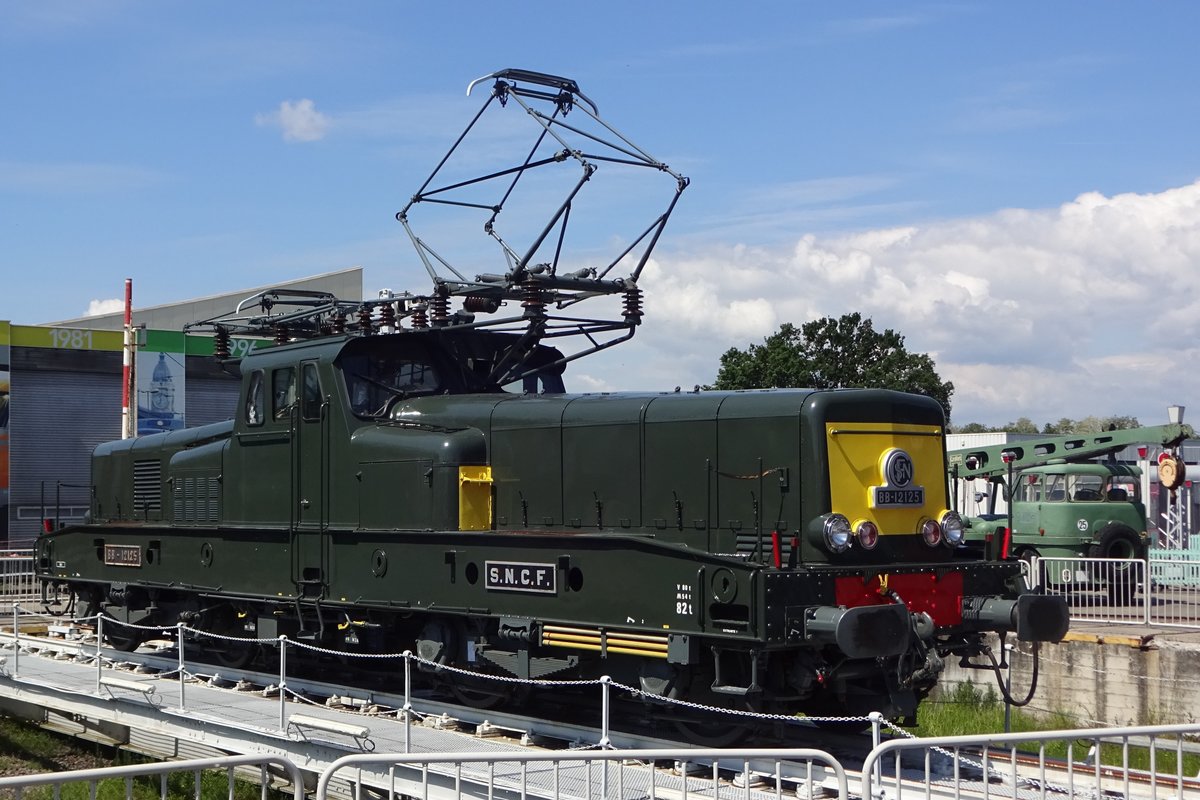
0,269,362,546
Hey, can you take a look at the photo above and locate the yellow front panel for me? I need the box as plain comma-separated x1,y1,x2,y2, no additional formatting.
825,422,946,535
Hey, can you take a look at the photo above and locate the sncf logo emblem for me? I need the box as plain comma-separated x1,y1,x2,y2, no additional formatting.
883,448,915,488
872,448,925,508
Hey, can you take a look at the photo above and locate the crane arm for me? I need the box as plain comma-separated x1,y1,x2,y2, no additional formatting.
947,424,1186,480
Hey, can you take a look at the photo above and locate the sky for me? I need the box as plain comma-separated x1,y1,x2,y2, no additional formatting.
3,2,1200,428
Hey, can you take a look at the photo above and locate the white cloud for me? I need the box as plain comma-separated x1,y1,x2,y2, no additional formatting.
577,179,1200,427
85,298,124,316
255,99,329,142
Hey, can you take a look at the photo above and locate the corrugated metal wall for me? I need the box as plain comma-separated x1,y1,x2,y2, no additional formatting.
6,348,238,546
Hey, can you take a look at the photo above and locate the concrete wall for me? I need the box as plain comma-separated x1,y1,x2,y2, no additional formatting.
934,632,1200,727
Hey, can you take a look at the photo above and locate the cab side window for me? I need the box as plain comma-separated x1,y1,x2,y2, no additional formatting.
1019,474,1042,503
244,370,265,426
301,362,322,422
273,368,297,420
1044,474,1067,502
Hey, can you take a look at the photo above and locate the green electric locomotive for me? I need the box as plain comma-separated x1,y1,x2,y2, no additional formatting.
34,70,1067,731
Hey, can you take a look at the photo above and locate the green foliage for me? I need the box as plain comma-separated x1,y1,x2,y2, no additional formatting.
0,716,277,800
955,415,1150,435
1006,417,1039,434
914,681,1200,775
710,313,954,418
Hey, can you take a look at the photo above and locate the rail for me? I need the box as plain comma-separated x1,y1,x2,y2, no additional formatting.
317,748,849,800
0,753,305,799
1030,555,1200,629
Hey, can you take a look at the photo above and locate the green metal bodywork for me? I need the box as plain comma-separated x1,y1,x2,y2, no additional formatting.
949,425,1185,562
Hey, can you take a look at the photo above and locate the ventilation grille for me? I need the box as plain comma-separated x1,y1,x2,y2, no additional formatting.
132,460,162,513
173,476,221,524
735,530,793,564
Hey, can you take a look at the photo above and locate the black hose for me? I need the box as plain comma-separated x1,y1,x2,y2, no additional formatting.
988,638,1039,707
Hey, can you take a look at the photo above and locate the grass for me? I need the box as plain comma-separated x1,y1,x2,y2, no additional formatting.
909,681,1200,776
0,715,280,799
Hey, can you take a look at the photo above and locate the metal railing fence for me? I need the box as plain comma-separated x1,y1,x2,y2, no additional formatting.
0,549,36,606
0,753,305,799
317,748,849,800
861,722,1200,800
1031,555,1200,629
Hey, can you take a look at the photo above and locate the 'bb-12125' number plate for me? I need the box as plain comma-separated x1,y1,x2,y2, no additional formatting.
872,487,924,508
104,544,142,567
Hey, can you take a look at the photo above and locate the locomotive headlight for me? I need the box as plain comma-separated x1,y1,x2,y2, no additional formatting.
854,519,879,550
919,517,943,547
940,511,965,546
822,513,853,553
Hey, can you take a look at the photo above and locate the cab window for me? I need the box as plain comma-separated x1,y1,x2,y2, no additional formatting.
1044,474,1067,502
1106,476,1139,502
1018,473,1042,503
244,370,265,426
273,367,297,420
344,357,440,417
1069,474,1105,502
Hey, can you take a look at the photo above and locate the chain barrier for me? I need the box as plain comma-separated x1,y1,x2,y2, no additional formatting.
9,604,879,735
607,677,873,726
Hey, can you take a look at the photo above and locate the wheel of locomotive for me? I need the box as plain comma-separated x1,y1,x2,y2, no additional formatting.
449,677,515,710
202,610,260,670
640,663,751,746
415,618,517,710
1091,524,1144,605
99,612,149,652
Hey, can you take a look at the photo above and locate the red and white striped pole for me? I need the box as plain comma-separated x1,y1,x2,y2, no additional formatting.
121,278,134,439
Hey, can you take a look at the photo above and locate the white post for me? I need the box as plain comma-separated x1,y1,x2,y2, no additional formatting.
869,710,883,794
96,616,104,693
402,650,413,754
599,675,612,749
278,636,288,732
11,605,18,678
176,623,186,711
121,278,135,439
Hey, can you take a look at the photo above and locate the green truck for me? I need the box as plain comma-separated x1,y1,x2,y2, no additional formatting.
948,425,1187,600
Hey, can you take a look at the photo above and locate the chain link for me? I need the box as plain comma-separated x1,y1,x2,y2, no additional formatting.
607,678,871,725
23,606,869,726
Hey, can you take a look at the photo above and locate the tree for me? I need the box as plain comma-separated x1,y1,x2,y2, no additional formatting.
710,313,955,418
1005,417,1039,434
953,422,997,434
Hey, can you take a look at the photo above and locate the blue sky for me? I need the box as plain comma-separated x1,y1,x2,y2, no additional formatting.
3,2,1200,427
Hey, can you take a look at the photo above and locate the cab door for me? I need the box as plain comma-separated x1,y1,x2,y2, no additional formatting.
292,360,328,595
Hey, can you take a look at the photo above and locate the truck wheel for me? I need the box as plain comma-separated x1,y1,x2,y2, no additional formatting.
1091,525,1143,605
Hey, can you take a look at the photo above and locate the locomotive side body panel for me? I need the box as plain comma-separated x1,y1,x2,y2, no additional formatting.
561,395,646,532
